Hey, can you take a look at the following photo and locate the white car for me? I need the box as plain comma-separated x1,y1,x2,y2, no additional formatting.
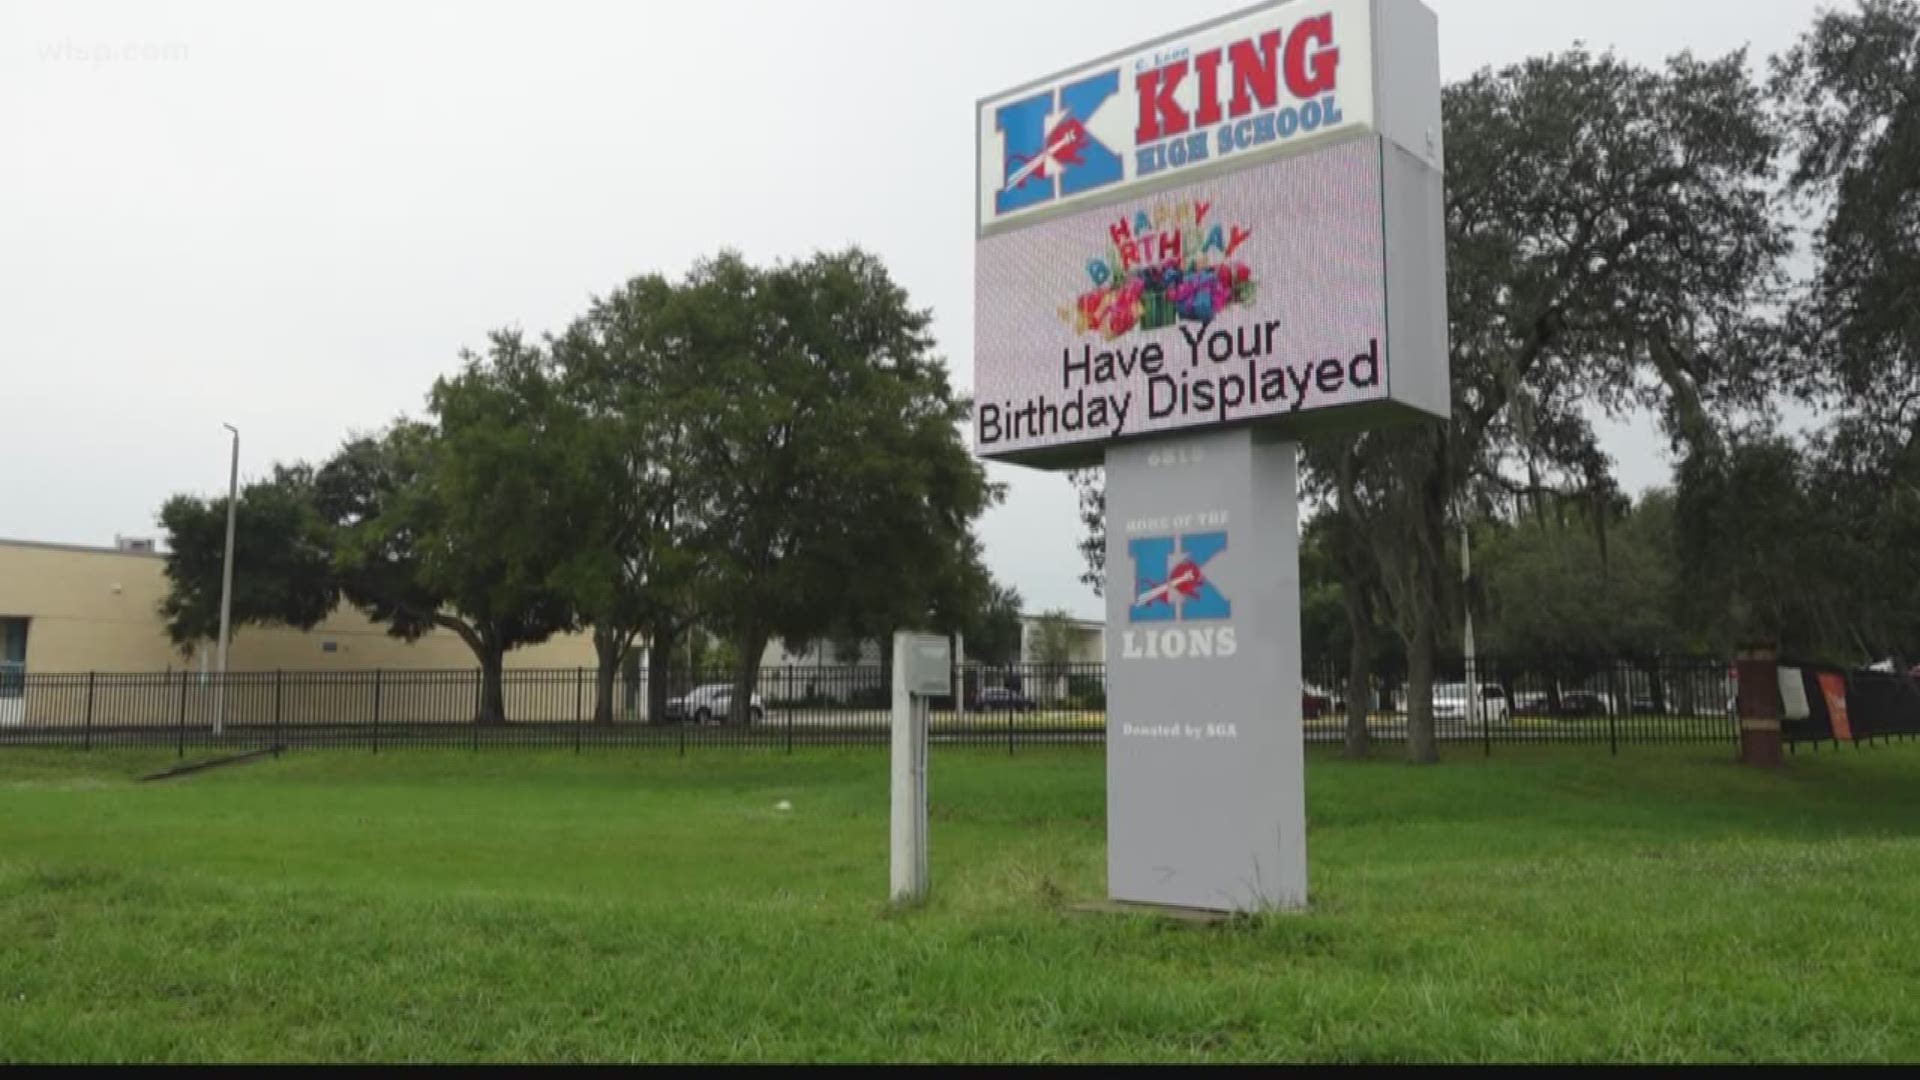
665,683,765,724
1432,682,1509,725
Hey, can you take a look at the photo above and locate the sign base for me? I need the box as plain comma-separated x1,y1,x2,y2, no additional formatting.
1104,428,1307,913
1066,899,1255,927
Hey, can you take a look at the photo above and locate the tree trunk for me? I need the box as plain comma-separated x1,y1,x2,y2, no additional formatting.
1644,661,1668,716
1528,457,1546,526
1402,428,1449,765
434,615,506,726
1343,616,1373,761
730,627,770,725
1332,442,1375,760
647,623,676,725
591,624,629,725
594,664,618,725
1405,604,1438,764
476,649,507,726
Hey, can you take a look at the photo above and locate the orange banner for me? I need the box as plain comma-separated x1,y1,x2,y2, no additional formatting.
1817,672,1852,742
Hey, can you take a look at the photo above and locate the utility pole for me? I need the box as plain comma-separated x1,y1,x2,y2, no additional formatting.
215,424,239,738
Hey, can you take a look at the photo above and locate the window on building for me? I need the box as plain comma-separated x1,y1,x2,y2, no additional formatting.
0,617,27,698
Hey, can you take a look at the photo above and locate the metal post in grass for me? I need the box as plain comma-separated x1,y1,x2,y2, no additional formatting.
176,669,188,758
785,668,795,754
273,670,283,757
372,669,383,755
574,667,584,753
472,668,481,752
891,632,944,906
84,671,95,751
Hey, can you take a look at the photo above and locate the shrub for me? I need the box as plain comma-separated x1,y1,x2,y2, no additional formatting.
1067,675,1106,709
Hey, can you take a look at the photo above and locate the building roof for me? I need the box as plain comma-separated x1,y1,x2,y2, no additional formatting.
0,537,164,560
1019,612,1105,630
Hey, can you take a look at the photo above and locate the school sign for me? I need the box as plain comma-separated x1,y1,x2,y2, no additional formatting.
973,0,1448,913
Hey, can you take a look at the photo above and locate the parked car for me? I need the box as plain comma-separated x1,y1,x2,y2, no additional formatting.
1562,691,1617,717
1514,690,1615,718
975,687,1037,712
1432,682,1509,725
1302,685,1333,720
665,683,765,724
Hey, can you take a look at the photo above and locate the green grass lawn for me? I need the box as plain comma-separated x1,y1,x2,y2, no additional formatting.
3,743,1920,1062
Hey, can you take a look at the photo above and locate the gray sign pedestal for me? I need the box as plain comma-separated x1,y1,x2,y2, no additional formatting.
1103,427,1307,913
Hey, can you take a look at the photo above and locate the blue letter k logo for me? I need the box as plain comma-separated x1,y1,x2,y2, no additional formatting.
993,70,1123,217
1128,531,1230,623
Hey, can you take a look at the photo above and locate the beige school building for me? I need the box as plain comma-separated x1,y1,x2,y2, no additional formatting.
0,537,605,727
0,537,602,675
0,537,1105,726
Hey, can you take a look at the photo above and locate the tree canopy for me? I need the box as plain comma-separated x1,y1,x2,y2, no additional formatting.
670,250,998,721
156,248,1000,726
1027,609,1081,668
157,465,337,651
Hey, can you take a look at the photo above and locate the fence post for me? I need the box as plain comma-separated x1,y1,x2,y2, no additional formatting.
472,669,481,752
176,670,187,758
1008,700,1016,756
273,670,283,757
1479,659,1492,758
84,672,96,751
372,669,383,755
1736,645,1783,768
784,669,795,754
574,667,584,754
1607,663,1620,756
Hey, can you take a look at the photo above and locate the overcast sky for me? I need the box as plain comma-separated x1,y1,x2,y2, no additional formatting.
2,0,1824,619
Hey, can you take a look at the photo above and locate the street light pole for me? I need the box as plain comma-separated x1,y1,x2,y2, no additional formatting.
215,424,239,738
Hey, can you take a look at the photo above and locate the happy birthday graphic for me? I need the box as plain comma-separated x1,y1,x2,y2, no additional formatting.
1061,197,1258,341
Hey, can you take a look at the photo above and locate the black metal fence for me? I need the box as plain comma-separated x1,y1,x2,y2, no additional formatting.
1314,654,1743,753
0,656,1758,756
0,663,1104,754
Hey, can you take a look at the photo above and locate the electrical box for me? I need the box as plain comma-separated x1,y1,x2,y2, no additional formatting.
902,634,952,697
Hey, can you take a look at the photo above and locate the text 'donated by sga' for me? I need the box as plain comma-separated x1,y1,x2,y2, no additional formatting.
1121,722,1241,740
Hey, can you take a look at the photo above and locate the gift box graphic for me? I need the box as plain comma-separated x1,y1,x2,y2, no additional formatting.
1060,206,1257,341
